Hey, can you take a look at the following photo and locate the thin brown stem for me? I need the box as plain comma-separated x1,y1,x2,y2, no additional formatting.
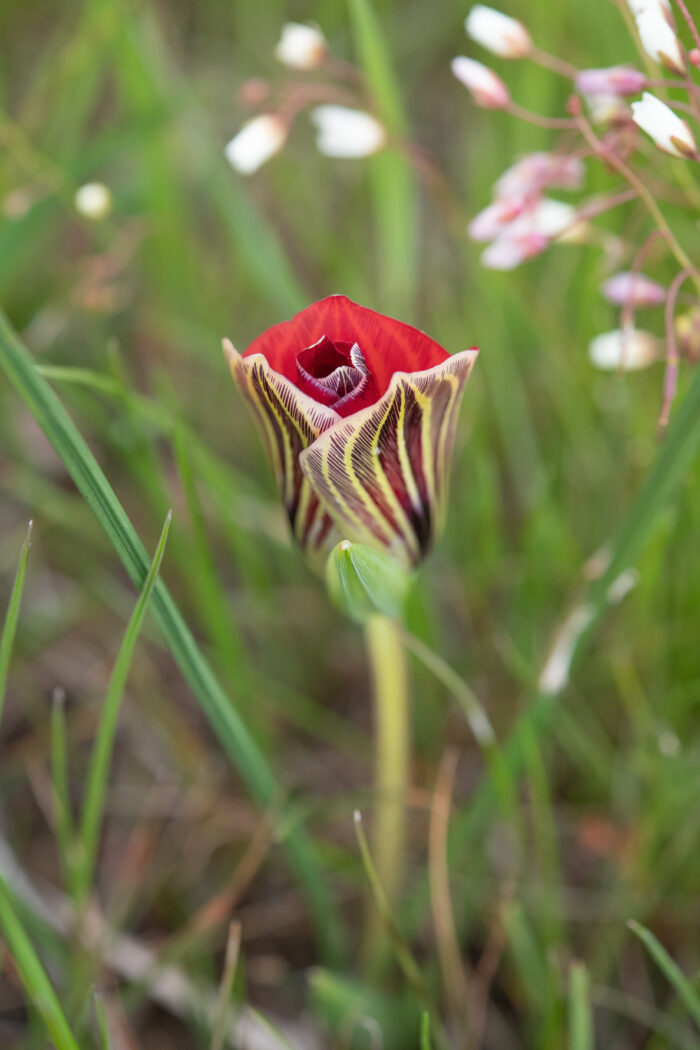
572,108,700,286
529,45,578,79
507,101,577,129
429,750,472,1032
276,82,359,123
578,187,638,221
674,0,700,53
621,229,670,337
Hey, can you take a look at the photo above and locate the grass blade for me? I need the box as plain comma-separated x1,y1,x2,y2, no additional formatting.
348,0,417,316
568,962,594,1050
50,688,77,896
420,1012,433,1050
0,876,81,1050
0,520,32,728
76,510,171,902
628,919,700,1026
0,310,344,963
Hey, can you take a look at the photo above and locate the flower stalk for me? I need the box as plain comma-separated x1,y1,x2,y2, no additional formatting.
362,612,410,965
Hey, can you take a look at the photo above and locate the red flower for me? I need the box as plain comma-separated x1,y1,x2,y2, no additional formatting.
225,295,477,567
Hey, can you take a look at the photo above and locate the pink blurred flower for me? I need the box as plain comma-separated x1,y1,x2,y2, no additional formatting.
601,271,667,307
495,152,584,199
575,66,646,96
479,198,584,268
481,227,549,270
467,196,527,241
451,56,510,109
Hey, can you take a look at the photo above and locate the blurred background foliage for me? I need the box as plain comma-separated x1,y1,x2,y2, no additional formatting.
0,0,699,1047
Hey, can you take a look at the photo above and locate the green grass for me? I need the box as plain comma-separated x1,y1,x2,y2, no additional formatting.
1,0,700,1046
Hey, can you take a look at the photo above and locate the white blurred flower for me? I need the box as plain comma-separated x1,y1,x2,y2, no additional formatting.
626,0,671,15
635,8,684,73
465,5,531,58
274,22,326,69
631,93,697,158
575,66,646,96
310,106,386,157
588,328,660,370
224,115,287,175
74,182,112,220
601,271,666,307
529,198,579,238
451,56,510,108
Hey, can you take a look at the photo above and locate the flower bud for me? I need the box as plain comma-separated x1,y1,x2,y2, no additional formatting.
631,93,697,158
74,182,112,220
224,115,287,175
601,271,666,307
310,106,386,158
274,22,327,70
465,5,531,59
575,66,646,96
635,9,684,74
226,296,477,568
588,328,660,370
451,56,510,109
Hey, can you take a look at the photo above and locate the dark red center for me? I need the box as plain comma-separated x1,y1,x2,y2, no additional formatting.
295,335,376,416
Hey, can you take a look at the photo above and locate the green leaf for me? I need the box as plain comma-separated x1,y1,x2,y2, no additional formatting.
326,541,412,623
568,962,594,1050
0,521,32,729
420,1012,433,1050
309,968,421,1050
76,510,172,901
0,876,81,1050
628,920,700,1026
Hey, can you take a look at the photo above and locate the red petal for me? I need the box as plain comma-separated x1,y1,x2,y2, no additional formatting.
242,295,450,396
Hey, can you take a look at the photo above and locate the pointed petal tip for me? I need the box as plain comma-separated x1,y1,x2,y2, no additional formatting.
222,337,237,363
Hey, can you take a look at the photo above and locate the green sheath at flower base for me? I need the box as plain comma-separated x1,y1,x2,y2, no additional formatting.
326,540,413,623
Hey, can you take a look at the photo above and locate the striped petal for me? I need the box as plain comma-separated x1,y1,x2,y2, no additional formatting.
299,350,478,567
224,340,341,558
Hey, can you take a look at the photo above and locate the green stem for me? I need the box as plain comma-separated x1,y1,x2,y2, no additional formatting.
362,613,410,964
